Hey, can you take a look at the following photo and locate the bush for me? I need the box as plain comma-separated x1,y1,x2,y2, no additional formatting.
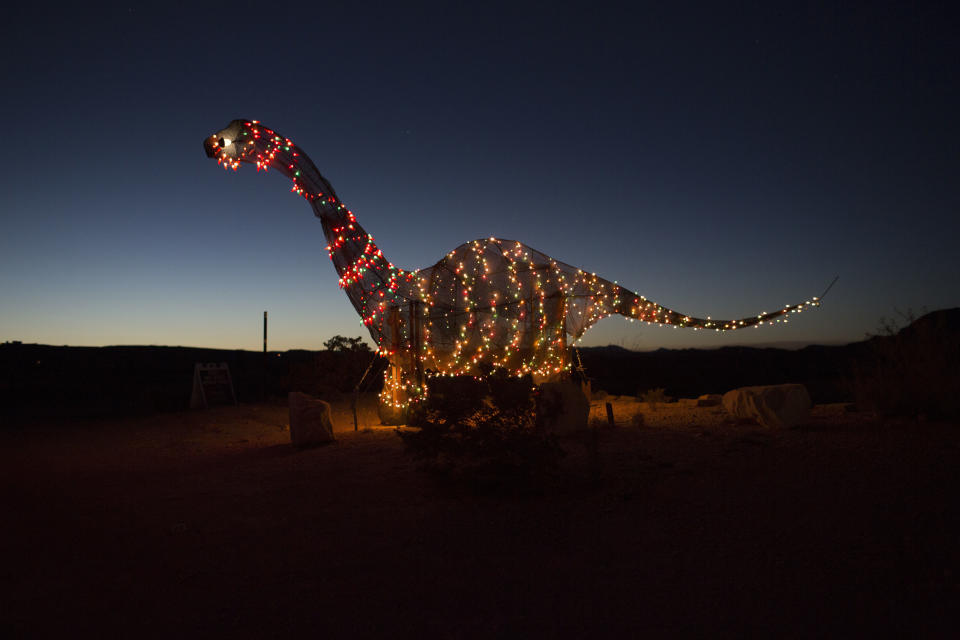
398,370,564,490
639,387,668,410
852,308,960,420
283,350,384,398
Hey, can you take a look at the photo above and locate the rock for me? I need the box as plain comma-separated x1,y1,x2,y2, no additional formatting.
722,384,811,429
697,394,722,407
538,381,589,434
678,398,699,407
288,392,336,447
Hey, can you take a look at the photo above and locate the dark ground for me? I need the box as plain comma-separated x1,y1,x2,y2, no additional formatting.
2,400,958,638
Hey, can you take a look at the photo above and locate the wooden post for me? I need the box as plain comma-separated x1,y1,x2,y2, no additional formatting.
388,306,402,408
559,296,568,378
352,391,359,431
410,300,424,392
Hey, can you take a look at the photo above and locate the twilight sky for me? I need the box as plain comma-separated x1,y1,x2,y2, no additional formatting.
1,2,957,351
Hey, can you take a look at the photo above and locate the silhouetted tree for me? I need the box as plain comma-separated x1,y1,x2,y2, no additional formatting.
323,335,372,353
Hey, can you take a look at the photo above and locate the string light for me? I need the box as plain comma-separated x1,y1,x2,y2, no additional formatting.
206,119,820,411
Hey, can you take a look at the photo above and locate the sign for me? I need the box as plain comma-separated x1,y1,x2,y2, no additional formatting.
190,362,236,409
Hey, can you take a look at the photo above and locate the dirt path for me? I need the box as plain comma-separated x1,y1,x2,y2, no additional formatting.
2,400,958,637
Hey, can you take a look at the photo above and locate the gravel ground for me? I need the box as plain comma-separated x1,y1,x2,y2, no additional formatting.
2,395,958,638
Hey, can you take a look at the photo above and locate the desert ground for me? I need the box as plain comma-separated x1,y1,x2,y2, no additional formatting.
3,394,958,637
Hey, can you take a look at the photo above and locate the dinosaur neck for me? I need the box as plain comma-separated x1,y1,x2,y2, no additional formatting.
308,195,416,353
246,129,412,345
310,198,407,294
232,121,415,350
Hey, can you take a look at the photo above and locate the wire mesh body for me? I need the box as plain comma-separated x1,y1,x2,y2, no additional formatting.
205,119,821,408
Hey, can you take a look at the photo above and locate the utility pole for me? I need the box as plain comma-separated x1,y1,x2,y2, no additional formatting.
262,311,268,401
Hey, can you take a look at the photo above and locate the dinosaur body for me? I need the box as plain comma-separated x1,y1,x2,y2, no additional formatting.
204,119,819,412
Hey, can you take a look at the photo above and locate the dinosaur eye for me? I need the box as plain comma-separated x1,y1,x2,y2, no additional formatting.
218,137,232,148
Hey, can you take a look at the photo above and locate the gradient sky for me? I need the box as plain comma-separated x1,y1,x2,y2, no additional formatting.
2,2,957,351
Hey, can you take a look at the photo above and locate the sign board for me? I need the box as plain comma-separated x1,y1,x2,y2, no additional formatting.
190,362,236,409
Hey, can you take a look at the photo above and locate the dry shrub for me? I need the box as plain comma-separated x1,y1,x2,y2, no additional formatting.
284,349,383,398
399,370,563,491
852,309,960,420
639,387,668,410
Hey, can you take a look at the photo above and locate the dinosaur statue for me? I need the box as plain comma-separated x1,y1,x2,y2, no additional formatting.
204,119,821,418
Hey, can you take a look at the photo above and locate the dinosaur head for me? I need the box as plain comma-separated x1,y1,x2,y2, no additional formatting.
203,118,340,202
203,119,251,170
203,118,313,177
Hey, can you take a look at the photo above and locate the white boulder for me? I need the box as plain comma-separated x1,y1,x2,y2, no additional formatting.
722,384,811,429
288,392,336,447
538,381,589,434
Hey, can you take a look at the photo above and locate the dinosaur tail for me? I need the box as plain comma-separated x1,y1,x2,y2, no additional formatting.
611,290,820,332
565,276,833,339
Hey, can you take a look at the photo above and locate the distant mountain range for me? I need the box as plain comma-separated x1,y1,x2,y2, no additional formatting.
575,307,959,401
2,308,957,419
